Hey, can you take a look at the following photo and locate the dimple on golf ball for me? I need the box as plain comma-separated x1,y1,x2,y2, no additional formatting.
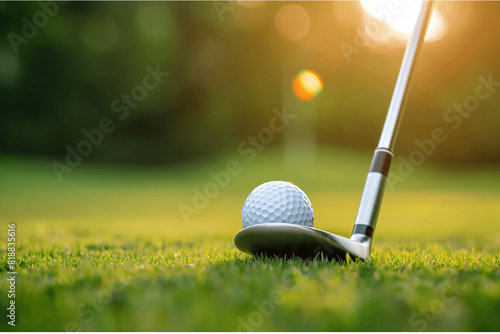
241,181,314,228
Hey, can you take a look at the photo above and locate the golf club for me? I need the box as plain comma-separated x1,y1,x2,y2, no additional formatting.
234,0,435,261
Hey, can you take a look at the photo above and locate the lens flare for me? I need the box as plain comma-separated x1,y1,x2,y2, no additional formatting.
359,0,447,42
292,70,323,101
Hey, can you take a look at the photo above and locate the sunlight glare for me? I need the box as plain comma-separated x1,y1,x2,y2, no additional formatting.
359,0,446,42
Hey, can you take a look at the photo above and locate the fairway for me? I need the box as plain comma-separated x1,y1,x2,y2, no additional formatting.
1,147,499,331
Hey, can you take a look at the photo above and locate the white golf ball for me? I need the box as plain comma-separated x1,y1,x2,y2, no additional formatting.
241,181,314,228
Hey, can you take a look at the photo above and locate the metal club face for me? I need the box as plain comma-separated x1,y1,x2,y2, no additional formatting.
233,1,435,262
234,223,371,261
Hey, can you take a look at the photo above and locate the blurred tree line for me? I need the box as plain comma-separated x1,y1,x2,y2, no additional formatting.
0,1,499,166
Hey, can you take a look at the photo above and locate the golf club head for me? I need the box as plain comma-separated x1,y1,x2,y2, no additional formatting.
234,223,371,262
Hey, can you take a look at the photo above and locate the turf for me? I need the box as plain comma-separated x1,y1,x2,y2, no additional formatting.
1,147,499,331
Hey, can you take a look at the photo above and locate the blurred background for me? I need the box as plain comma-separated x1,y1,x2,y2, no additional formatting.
1,1,499,167
1,2,500,331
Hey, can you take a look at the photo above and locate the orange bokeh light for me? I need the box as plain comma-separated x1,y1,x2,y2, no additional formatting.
292,70,323,101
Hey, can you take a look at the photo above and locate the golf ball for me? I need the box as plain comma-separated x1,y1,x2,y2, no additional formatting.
241,181,314,228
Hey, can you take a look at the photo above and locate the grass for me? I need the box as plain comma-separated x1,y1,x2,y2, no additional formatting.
0,146,499,331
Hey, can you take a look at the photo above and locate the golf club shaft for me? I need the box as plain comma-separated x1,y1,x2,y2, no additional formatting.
351,1,435,243
378,0,435,151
